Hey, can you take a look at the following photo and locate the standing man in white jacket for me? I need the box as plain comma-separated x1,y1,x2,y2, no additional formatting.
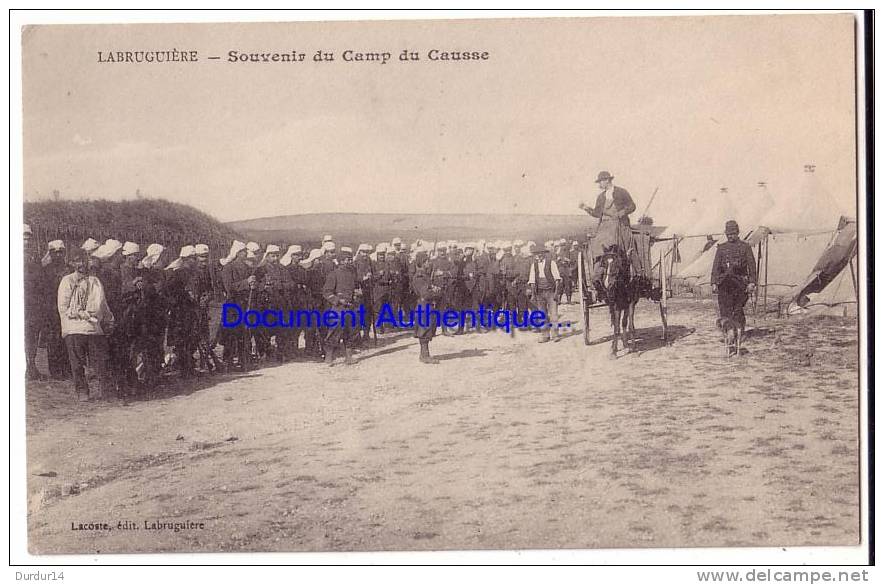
57,249,115,401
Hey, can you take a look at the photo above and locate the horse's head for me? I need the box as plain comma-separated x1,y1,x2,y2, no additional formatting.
599,245,628,289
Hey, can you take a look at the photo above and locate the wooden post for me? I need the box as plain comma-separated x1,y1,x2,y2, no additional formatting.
763,234,770,316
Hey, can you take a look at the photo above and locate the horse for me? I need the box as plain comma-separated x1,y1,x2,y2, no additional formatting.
593,244,662,357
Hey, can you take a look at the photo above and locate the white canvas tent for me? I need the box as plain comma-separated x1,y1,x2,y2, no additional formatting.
670,166,854,306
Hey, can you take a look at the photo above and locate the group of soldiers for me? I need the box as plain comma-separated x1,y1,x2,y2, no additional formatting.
23,224,584,400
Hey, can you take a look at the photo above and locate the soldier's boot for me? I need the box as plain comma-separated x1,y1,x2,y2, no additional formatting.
419,339,439,364
538,328,551,343
343,346,356,366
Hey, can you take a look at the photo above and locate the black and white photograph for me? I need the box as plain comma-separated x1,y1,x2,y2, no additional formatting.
13,11,869,562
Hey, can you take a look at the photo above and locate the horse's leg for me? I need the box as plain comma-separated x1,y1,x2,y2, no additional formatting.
628,301,637,350
610,307,620,357
659,299,669,342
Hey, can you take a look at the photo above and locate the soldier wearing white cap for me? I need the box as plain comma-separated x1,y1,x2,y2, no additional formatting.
245,241,261,267
140,243,165,270
40,240,73,379
480,240,502,310
300,248,327,358
354,244,376,345
120,242,142,297
24,225,51,380
81,238,100,254
220,240,256,369
280,244,309,358
371,242,397,333
457,242,482,333
500,240,522,314
322,234,334,243
322,246,359,366
162,245,200,380
189,243,219,373
555,239,574,304
429,242,458,332
279,244,302,267
258,244,296,362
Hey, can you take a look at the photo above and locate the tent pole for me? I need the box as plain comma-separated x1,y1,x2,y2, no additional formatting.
754,240,762,313
763,234,769,317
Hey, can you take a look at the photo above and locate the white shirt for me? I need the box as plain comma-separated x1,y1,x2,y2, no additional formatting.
57,272,114,337
527,258,562,284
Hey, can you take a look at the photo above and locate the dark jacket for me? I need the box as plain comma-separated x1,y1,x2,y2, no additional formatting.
711,240,757,286
584,186,636,226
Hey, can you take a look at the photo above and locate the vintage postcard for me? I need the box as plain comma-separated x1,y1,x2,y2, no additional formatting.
17,13,865,557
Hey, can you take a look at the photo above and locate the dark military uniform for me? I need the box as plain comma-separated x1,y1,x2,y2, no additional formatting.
322,263,359,365
286,260,310,357
412,255,442,363
261,261,295,361
430,253,457,313
164,264,199,378
124,270,167,389
24,254,51,380
354,254,375,343
43,258,72,379
372,255,397,332
556,251,573,304
711,239,757,329
481,252,502,309
500,251,520,311
190,262,219,371
221,257,254,367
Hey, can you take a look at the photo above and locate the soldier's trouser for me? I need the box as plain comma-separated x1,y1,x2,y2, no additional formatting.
534,289,559,338
373,286,393,331
717,281,748,330
45,319,70,379
560,275,573,303
25,318,41,379
65,334,112,397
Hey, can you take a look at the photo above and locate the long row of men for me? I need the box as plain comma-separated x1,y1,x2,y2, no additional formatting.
23,225,583,401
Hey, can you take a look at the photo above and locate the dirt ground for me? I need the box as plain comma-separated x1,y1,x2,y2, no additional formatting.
25,298,860,554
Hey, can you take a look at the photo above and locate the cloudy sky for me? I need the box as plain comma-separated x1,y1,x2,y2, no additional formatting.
22,14,858,224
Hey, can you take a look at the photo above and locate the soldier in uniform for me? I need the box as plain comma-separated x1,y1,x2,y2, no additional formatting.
301,248,326,359
711,220,757,335
514,242,533,317
411,249,442,364
42,240,72,379
555,239,573,305
500,241,521,312
372,243,396,333
119,242,141,297
281,244,308,358
322,246,359,366
259,244,296,362
354,243,375,345
478,241,500,313
430,242,457,334
220,240,255,369
164,246,200,379
24,224,49,380
191,243,220,372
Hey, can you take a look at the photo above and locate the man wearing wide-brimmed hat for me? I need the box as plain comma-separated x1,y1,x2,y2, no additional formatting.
579,171,638,288
711,220,757,335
